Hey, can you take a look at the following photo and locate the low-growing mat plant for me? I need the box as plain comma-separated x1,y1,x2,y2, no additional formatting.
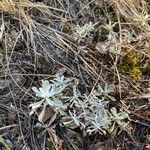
0,0,149,149
30,74,129,135
74,22,97,40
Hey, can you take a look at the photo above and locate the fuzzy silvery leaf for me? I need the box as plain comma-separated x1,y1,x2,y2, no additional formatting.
45,98,55,106
29,99,45,116
72,85,80,100
104,84,114,93
87,125,107,135
48,113,57,126
38,103,47,122
69,110,85,127
32,87,41,97
52,74,71,87
84,103,111,134
109,108,129,132
69,110,80,126
46,98,66,109
53,97,68,108
98,84,114,95
74,22,97,38
42,80,51,91
50,75,71,95
103,21,116,33
88,95,108,108
110,107,129,127
86,127,98,135
46,97,68,116
32,81,57,98
77,99,89,108
64,85,81,107
110,107,129,120
56,109,67,116
29,99,44,110
89,108,110,128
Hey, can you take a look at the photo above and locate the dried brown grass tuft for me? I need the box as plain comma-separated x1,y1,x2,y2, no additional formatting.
0,0,67,48
110,0,150,32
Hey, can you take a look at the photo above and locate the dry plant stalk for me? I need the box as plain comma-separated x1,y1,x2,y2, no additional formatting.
0,0,66,47
110,0,150,32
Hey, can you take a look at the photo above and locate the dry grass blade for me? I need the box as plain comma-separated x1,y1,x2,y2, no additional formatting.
0,0,150,149
47,127,63,150
0,0,67,14
0,0,16,14
0,22,4,40
110,0,150,32
0,0,68,48
0,0,36,47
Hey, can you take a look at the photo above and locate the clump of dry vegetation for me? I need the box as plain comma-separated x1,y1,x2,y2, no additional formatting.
0,0,150,149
